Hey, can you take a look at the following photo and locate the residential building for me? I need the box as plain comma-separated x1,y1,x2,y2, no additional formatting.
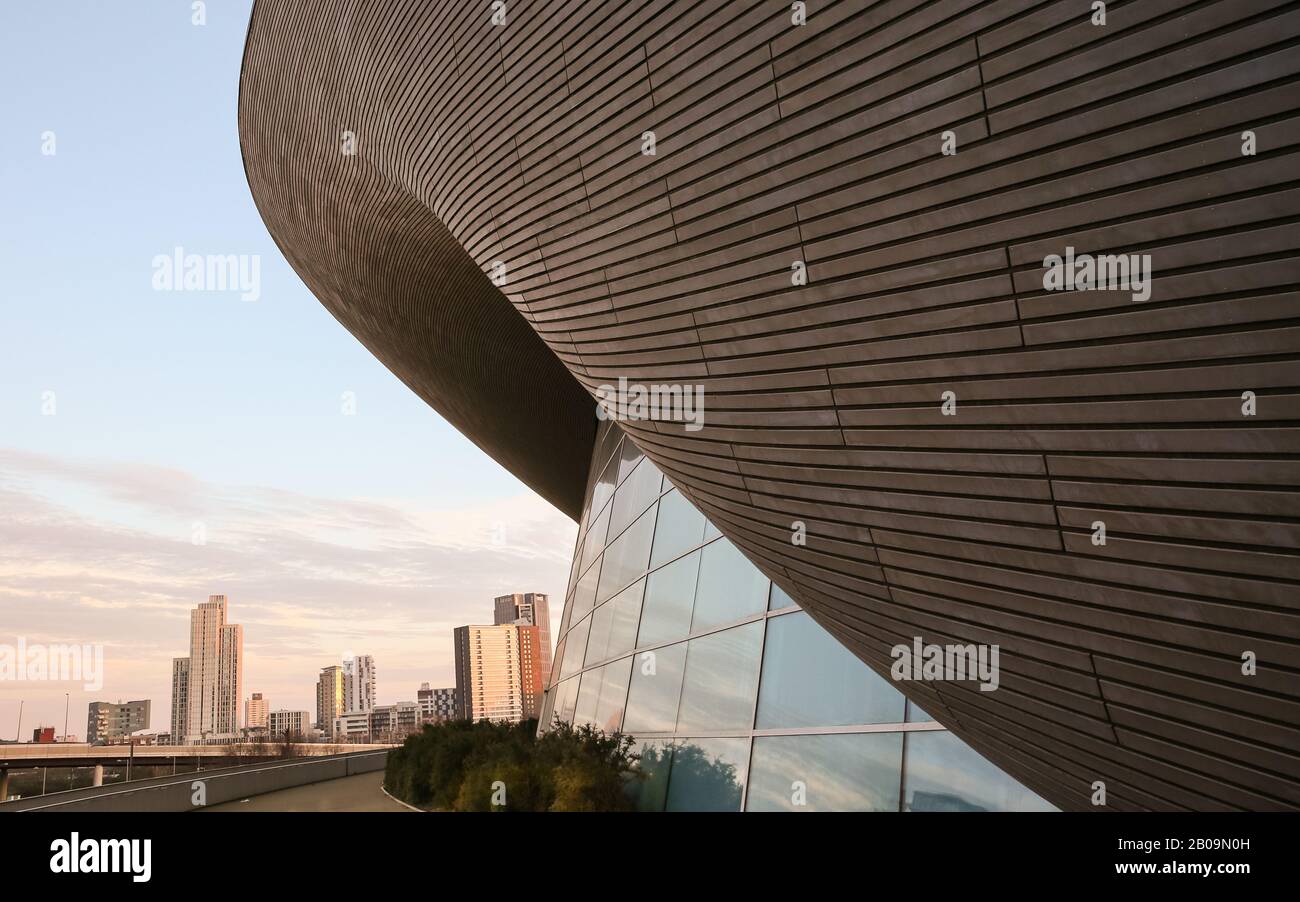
169,657,189,742
417,683,457,724
370,702,422,742
245,692,268,730
86,700,151,745
267,710,311,739
343,655,376,714
494,593,552,686
453,623,542,724
316,665,344,738
173,595,242,744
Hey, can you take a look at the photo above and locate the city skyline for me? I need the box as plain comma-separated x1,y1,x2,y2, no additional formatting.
0,0,576,742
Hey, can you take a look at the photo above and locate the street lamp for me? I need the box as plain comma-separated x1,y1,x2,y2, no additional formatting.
63,692,69,742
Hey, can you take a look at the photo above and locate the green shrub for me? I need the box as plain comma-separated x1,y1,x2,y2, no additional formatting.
384,718,638,811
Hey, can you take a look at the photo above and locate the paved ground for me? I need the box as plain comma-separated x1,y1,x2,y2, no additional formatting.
202,769,413,812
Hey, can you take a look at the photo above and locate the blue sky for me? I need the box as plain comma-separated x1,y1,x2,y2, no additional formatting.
0,2,575,734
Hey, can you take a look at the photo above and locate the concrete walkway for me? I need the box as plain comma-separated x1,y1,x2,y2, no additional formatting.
202,769,412,812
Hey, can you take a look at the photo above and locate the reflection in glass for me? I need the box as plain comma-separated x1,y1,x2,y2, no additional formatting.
769,582,797,611
904,731,1056,811
573,666,602,727
609,457,664,538
664,738,749,812
615,434,644,484
907,699,933,723
595,655,633,734
691,539,769,631
604,579,644,661
746,733,904,811
570,561,601,622
676,622,763,732
649,489,707,569
756,612,904,728
622,644,687,734
550,676,579,725
560,614,591,678
587,449,619,529
579,504,611,576
625,738,674,812
636,550,699,648
595,504,656,605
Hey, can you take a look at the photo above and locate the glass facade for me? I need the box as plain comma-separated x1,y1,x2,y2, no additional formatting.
540,421,1055,812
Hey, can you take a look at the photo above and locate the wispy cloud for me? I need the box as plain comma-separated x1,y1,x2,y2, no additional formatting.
0,448,576,735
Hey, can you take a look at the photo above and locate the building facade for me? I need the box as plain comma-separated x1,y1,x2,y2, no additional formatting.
454,624,542,724
245,692,269,731
494,593,553,686
241,0,1300,810
343,655,376,714
86,700,151,745
316,665,345,738
417,683,457,724
169,657,189,742
538,422,1054,811
267,710,311,739
173,595,243,743
370,702,422,742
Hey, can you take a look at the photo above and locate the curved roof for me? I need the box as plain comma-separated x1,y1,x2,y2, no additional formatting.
239,0,1300,810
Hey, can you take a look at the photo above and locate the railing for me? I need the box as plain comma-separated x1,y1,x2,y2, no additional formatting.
0,749,389,812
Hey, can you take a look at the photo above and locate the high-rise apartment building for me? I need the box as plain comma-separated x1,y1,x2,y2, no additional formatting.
86,700,151,745
169,658,189,742
245,692,268,730
417,683,457,724
173,595,243,743
343,655,376,714
316,665,344,737
453,624,542,724
494,593,552,686
267,710,311,739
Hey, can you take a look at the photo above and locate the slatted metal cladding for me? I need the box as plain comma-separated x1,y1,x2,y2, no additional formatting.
239,0,1300,811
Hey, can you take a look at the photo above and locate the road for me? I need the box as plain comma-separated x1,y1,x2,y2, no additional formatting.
202,770,413,812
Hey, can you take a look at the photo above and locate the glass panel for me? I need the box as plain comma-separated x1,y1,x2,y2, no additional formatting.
903,731,1057,812
676,622,763,733
585,597,615,666
559,614,590,679
549,676,579,726
649,489,706,569
664,737,749,812
615,434,644,484
625,738,673,812
570,560,600,622
587,447,620,526
756,611,905,728
907,699,933,723
769,582,797,611
691,538,770,632
622,644,687,734
605,579,644,660
703,520,721,541
746,733,904,812
595,655,633,734
595,504,656,604
579,504,610,576
572,666,602,727
608,457,663,538
636,550,700,648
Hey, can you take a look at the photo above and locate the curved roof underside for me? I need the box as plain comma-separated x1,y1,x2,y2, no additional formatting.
240,0,1300,811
